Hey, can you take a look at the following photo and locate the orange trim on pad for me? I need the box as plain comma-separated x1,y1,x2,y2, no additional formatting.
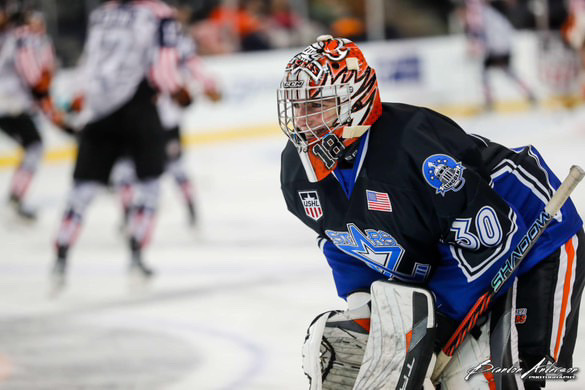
554,237,575,361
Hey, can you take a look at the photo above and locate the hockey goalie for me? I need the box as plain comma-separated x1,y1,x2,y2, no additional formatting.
278,35,585,389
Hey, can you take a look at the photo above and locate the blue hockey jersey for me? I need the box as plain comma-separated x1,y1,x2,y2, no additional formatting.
281,103,583,320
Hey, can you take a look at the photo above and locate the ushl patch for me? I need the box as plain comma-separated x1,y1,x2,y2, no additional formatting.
366,190,392,212
299,190,323,221
515,308,527,324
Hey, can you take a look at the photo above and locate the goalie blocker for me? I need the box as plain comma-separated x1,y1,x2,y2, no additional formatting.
302,281,436,390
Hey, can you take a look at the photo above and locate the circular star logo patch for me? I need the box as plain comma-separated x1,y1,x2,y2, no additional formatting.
422,154,466,196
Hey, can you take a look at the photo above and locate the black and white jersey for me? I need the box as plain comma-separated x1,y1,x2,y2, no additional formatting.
0,25,54,116
179,33,217,93
564,0,585,49
157,32,197,129
281,103,583,320
464,0,514,56
157,32,218,129
80,0,183,122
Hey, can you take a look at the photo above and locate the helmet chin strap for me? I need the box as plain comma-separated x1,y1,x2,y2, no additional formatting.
342,125,370,139
298,152,320,182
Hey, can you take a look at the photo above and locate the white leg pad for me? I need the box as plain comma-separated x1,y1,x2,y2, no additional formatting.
354,281,436,390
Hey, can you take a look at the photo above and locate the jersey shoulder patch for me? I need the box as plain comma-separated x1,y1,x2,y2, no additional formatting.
422,154,466,196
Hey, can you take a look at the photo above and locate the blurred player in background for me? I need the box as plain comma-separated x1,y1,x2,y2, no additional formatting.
278,35,584,388
462,0,536,111
52,0,192,294
0,2,67,220
156,23,221,227
562,0,585,94
112,11,222,229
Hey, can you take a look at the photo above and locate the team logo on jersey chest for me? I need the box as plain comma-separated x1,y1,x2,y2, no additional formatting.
326,224,430,282
299,190,323,221
422,154,466,196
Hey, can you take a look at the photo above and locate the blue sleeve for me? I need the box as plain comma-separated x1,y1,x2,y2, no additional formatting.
322,239,386,299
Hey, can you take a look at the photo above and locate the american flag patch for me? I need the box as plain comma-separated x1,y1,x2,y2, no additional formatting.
366,190,392,212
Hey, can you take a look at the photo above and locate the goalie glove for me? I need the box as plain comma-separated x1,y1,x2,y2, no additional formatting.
303,283,437,390
302,294,371,390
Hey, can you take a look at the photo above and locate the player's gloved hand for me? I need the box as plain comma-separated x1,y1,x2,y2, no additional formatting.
39,96,65,126
302,293,371,390
171,86,193,107
39,96,78,136
31,69,52,98
204,86,222,102
67,94,84,113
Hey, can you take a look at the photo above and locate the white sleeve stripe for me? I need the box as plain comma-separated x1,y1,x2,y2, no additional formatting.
469,133,489,147
491,160,554,203
491,159,562,222
526,147,554,195
492,160,553,199
317,237,327,251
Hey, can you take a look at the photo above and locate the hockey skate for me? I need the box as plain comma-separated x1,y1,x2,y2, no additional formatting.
128,248,154,291
49,256,67,297
9,196,37,222
186,200,197,227
118,206,131,234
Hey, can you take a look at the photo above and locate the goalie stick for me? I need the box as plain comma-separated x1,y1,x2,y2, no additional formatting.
431,165,585,384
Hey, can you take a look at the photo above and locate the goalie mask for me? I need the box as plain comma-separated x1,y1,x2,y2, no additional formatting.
277,35,382,182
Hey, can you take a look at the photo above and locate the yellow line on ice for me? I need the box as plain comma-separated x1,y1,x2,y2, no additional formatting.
0,96,581,170
0,123,281,170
